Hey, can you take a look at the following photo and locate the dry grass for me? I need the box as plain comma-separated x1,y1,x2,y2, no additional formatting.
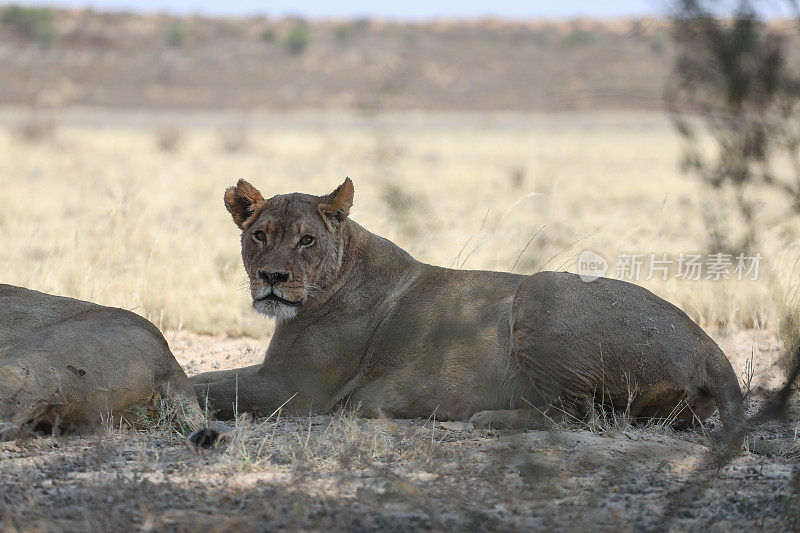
9,115,56,143
1,108,798,531
778,261,800,375
0,326,796,530
2,396,797,530
0,110,798,337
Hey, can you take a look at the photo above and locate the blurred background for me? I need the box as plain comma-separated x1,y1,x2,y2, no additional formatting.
0,1,797,364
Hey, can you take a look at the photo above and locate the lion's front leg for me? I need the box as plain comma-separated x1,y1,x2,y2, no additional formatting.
190,364,300,420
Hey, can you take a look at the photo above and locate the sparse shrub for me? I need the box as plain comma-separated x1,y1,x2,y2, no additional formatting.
0,5,55,47
380,182,429,239
218,127,250,153
486,28,504,44
399,26,418,46
509,165,526,188
11,116,56,143
561,29,600,47
154,126,183,152
381,183,417,214
531,28,556,47
651,31,668,54
351,17,370,33
668,0,800,254
284,22,310,55
333,23,353,45
165,22,185,48
261,28,276,42
371,132,404,164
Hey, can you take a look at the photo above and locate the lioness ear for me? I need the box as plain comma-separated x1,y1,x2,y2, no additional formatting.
318,178,354,226
224,179,265,229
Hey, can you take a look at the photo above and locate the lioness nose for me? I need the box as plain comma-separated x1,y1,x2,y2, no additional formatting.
259,271,289,285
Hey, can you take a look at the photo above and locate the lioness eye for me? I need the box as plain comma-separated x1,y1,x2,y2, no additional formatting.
299,235,315,246
253,230,267,244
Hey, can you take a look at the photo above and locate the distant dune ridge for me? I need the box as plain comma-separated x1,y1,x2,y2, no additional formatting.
0,10,719,111
1,8,797,111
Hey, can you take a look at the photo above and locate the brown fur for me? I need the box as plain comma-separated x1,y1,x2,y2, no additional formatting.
317,177,354,228
194,179,746,454
0,285,206,440
224,179,265,228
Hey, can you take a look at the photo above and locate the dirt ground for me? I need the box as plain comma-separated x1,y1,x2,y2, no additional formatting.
0,329,798,531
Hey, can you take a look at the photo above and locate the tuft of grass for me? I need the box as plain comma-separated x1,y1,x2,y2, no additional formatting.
380,182,428,239
207,405,457,478
779,307,800,378
124,393,204,437
218,127,250,153
509,165,526,189
522,377,692,440
10,116,56,143
154,126,183,152
778,256,800,378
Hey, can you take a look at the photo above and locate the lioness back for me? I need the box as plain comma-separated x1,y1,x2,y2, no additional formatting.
509,271,745,448
0,284,97,351
348,265,537,420
0,284,203,440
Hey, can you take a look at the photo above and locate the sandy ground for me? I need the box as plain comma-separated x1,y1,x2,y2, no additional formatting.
1,329,798,531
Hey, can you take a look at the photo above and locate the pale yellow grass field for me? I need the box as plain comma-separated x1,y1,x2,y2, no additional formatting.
0,111,797,337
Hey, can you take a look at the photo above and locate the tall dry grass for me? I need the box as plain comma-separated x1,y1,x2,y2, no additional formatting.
0,111,797,337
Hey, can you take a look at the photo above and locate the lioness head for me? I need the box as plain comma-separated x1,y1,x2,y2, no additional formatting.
224,178,354,320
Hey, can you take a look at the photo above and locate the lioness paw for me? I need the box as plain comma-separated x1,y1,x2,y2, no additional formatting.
469,410,508,430
469,409,549,430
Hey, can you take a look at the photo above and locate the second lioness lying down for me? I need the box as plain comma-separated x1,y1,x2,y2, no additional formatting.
0,284,208,441
192,178,746,453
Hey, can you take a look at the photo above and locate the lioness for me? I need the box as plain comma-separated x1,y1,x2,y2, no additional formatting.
192,179,745,452
0,285,205,440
